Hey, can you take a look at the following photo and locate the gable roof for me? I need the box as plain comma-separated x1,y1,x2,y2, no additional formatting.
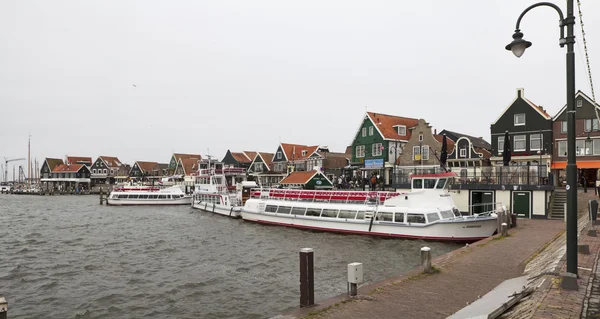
365,112,420,141
66,156,92,165
280,143,320,161
173,153,202,162
230,152,252,164
44,158,64,171
99,156,122,167
179,158,199,175
439,130,491,150
279,170,319,185
552,90,600,120
492,88,552,125
52,163,85,173
134,161,160,173
250,152,275,171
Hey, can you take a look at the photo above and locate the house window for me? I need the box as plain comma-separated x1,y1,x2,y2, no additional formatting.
513,135,526,151
459,148,467,158
276,151,282,160
585,119,599,132
372,143,383,156
577,100,583,107
558,140,567,156
530,134,542,151
369,126,374,136
514,114,526,126
497,136,504,154
362,128,366,137
103,169,107,174
93,169,97,174
301,150,307,157
561,121,568,133
110,169,114,174
418,134,423,142
254,163,263,172
412,146,421,160
355,145,365,158
576,139,592,156
594,139,600,155
396,125,406,136
421,145,429,160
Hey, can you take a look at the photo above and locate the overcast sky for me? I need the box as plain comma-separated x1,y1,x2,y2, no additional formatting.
1,1,599,179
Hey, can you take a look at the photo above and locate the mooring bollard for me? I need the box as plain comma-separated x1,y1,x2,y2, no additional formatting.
99,188,104,205
0,295,7,319
421,247,432,273
347,262,363,297
501,222,508,237
299,248,315,307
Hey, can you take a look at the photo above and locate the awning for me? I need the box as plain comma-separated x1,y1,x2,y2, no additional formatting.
552,161,600,169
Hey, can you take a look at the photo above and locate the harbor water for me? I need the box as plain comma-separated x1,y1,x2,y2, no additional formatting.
1,195,460,318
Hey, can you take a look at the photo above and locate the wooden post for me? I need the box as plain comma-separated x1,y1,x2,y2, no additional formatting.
99,188,104,205
501,222,508,237
0,296,7,319
421,247,432,273
299,248,315,307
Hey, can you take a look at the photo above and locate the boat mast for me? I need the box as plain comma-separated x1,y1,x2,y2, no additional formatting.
27,134,31,189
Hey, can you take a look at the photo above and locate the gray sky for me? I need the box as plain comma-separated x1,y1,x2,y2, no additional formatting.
1,1,599,179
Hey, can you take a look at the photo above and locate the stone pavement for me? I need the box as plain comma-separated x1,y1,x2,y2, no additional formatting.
285,218,567,318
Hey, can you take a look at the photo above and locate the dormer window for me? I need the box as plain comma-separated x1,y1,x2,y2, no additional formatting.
460,149,467,158
514,113,526,126
577,100,583,108
301,150,307,157
369,127,374,136
276,151,282,160
394,125,406,136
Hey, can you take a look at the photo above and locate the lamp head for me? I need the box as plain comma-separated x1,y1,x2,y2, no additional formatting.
505,31,532,58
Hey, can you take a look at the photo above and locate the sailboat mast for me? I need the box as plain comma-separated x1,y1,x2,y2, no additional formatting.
28,134,31,188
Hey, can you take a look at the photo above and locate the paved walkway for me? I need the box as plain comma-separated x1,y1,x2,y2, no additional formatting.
281,192,598,319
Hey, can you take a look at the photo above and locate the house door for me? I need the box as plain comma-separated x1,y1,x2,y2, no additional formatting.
471,191,494,215
512,191,531,218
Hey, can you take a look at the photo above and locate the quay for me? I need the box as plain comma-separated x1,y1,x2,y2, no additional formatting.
279,191,599,319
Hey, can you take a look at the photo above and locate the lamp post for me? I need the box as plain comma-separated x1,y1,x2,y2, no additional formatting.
390,145,397,186
506,1,578,280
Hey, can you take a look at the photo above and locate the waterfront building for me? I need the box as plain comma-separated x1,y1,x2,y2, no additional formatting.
272,143,319,174
221,150,256,170
41,162,91,191
167,153,201,175
90,156,123,185
438,130,492,169
40,158,64,180
248,152,284,187
551,90,600,188
278,170,333,190
129,161,163,183
304,146,350,181
65,156,92,167
349,112,420,186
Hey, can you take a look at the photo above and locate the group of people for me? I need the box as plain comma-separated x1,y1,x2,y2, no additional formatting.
333,173,383,191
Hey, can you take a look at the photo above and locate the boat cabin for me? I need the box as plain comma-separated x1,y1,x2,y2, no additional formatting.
410,172,456,191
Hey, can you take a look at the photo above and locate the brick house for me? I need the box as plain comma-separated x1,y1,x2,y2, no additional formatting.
397,119,450,169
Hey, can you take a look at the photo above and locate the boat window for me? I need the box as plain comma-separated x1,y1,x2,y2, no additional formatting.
149,195,158,199
129,195,139,199
436,178,447,189
306,208,321,216
291,207,307,215
377,212,393,222
139,195,149,199
427,213,441,223
338,210,357,219
440,210,454,219
265,205,278,213
356,211,366,219
321,209,338,218
424,179,436,189
406,213,426,224
158,195,166,199
277,206,292,214
394,212,405,223
412,179,423,189
167,195,172,199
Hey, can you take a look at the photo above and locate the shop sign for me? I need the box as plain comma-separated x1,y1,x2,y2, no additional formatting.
365,159,384,169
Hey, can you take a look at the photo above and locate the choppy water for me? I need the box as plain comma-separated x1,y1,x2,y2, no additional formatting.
1,195,459,318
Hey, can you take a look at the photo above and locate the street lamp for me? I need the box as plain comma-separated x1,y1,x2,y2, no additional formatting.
390,146,397,187
507,1,578,285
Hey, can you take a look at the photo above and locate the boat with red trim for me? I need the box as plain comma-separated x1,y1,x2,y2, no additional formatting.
241,172,499,242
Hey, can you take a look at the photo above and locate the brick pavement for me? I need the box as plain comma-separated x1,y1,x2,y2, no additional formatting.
296,219,567,319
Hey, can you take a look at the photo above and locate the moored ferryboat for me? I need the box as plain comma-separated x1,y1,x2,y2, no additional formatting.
191,167,257,218
107,185,191,206
241,172,499,242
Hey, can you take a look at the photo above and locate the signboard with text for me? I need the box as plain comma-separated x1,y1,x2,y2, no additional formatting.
364,159,384,169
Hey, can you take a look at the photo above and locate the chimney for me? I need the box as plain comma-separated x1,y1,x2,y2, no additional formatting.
434,129,437,135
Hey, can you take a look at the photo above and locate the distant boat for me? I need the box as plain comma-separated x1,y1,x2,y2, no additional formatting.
107,185,191,206
191,168,257,218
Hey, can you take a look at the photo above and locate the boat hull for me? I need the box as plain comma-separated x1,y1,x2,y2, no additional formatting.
191,201,242,218
241,210,497,242
107,197,191,206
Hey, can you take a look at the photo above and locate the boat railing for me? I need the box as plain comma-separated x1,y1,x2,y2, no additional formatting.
468,202,503,216
249,188,402,205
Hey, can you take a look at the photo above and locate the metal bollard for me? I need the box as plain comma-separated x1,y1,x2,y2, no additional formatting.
347,262,363,297
421,247,432,273
501,222,508,237
0,296,7,319
299,248,315,307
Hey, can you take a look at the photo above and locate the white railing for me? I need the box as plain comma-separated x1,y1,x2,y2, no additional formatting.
249,188,403,205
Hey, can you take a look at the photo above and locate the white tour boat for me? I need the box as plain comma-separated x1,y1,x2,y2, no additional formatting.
241,172,499,242
191,168,258,218
107,185,191,206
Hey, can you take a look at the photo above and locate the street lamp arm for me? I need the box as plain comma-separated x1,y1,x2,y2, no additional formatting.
514,2,566,44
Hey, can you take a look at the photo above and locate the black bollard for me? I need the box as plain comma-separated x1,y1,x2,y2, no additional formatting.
299,248,315,307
